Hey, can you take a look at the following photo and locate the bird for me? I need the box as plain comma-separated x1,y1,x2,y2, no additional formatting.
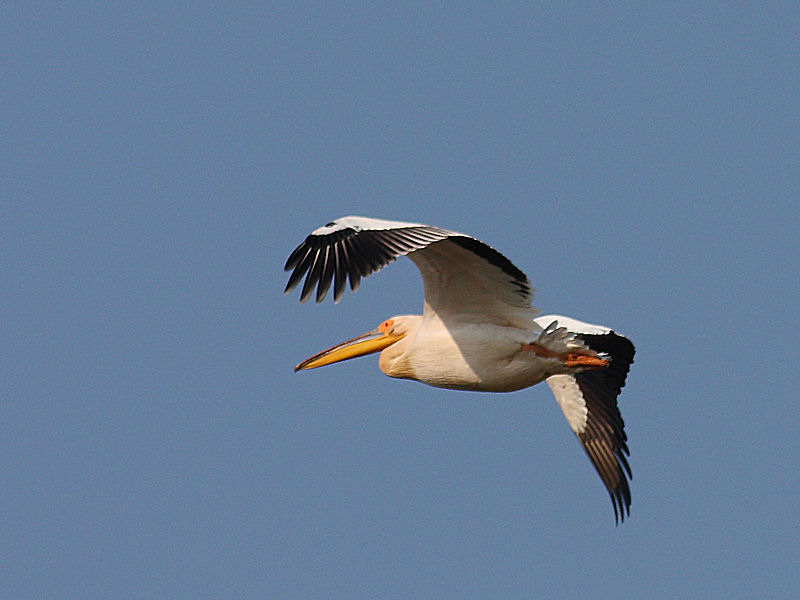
283,216,636,523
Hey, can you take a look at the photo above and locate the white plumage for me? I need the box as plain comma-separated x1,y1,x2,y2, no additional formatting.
284,216,635,523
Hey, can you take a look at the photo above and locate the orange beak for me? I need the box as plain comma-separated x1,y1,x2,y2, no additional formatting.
295,327,405,371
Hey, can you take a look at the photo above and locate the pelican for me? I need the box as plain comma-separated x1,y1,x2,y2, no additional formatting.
284,216,636,523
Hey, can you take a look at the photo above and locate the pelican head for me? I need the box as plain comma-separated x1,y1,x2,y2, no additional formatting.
294,315,419,373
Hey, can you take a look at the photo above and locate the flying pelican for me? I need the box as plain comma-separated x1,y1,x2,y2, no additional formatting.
284,216,636,523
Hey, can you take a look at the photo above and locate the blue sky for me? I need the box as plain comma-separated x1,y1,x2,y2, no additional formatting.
4,4,799,598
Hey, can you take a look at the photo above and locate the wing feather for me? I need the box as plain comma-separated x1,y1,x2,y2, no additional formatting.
316,245,336,303
300,249,325,304
284,216,534,321
283,246,312,293
332,244,347,303
544,326,635,523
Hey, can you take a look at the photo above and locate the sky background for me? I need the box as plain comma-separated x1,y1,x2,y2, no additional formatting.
4,3,799,599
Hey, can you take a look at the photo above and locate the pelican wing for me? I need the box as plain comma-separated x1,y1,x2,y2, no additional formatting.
539,317,636,523
284,216,536,323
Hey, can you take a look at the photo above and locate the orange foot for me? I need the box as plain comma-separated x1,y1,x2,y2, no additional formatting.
523,343,609,369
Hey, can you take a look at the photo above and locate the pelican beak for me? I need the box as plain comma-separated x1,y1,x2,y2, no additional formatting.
295,327,405,371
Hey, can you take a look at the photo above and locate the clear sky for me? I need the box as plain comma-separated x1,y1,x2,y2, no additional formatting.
4,4,799,599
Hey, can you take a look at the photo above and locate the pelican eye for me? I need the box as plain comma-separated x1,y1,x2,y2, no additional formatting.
379,319,394,333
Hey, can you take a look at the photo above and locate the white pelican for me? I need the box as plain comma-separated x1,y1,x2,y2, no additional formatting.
284,216,636,523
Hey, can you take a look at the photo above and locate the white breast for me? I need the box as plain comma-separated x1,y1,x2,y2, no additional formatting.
407,317,552,392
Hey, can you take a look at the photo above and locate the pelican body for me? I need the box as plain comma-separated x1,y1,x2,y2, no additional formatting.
284,216,635,523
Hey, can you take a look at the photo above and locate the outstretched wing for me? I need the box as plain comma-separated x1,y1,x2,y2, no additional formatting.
538,316,636,523
284,216,537,325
